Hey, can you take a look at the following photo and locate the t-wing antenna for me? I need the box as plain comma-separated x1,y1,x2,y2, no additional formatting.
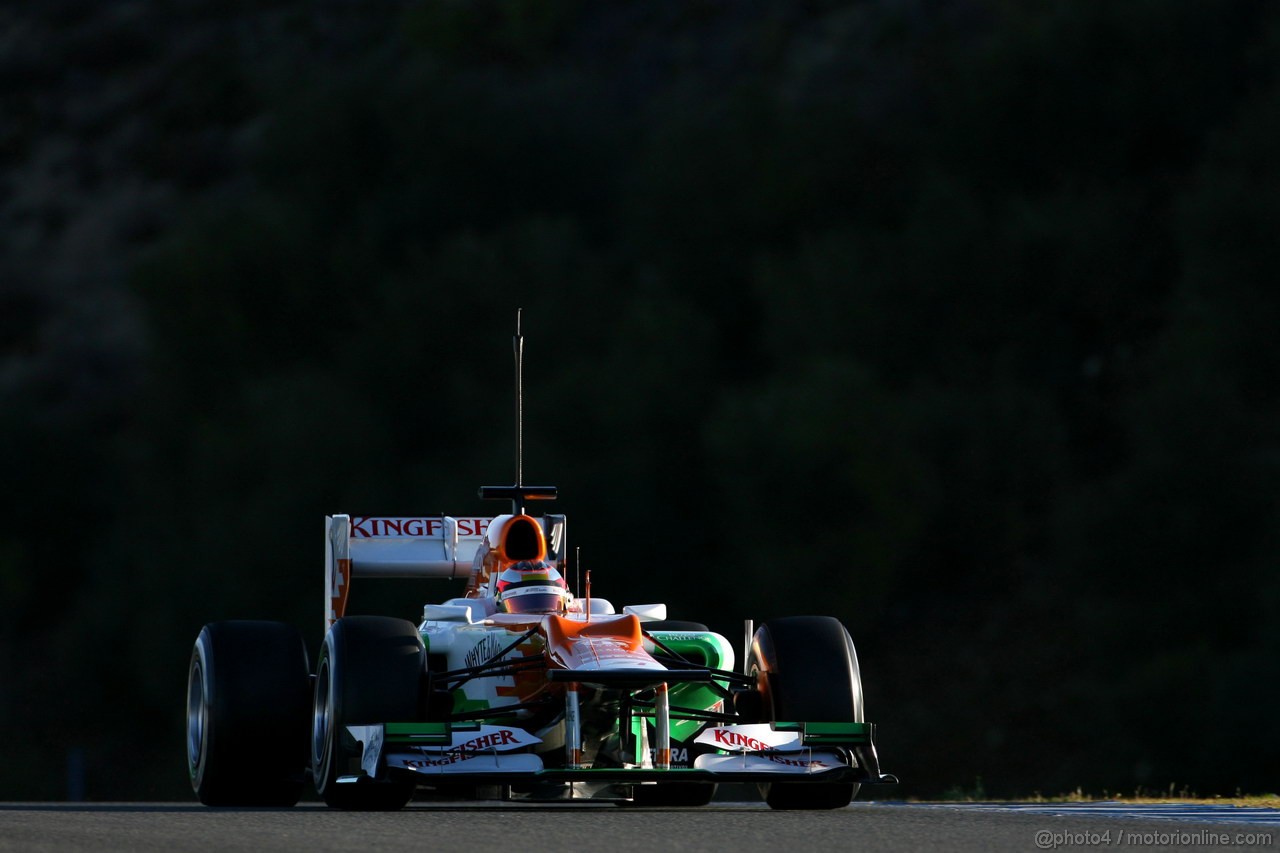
479,308,558,515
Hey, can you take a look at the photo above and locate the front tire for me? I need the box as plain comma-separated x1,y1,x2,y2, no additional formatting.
187,621,310,806
749,616,863,810
312,616,423,810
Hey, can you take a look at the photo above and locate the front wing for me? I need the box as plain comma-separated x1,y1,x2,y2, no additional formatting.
340,721,895,787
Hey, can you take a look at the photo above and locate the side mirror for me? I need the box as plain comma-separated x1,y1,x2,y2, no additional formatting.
623,603,668,622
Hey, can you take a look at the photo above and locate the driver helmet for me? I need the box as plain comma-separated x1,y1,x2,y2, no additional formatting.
494,560,570,614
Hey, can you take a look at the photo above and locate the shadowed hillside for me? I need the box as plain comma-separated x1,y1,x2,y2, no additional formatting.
3,0,1279,799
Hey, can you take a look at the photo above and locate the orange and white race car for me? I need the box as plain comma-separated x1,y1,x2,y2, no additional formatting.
185,323,895,810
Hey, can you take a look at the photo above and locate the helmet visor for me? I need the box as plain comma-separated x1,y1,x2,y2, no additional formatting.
500,584,567,614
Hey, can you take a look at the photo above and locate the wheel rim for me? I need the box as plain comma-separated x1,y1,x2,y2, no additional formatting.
312,656,332,781
186,658,206,772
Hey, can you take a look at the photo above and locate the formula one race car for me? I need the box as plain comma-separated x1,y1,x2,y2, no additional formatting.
185,324,895,810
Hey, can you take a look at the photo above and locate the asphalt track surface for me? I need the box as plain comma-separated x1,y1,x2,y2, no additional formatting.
2,802,1277,853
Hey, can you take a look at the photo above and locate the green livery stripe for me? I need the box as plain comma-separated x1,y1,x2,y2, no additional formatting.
634,631,734,743
384,722,451,744
451,694,491,715
772,721,873,744
805,722,868,736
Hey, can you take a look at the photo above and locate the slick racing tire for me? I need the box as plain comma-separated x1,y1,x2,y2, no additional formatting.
312,616,423,810
749,616,863,810
187,621,311,806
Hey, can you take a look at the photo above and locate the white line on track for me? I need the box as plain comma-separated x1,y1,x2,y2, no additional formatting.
876,801,1280,826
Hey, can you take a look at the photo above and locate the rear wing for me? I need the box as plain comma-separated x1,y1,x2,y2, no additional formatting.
324,514,565,631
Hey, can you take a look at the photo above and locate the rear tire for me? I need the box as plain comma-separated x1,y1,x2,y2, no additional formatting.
312,616,423,810
187,621,310,806
749,616,863,810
